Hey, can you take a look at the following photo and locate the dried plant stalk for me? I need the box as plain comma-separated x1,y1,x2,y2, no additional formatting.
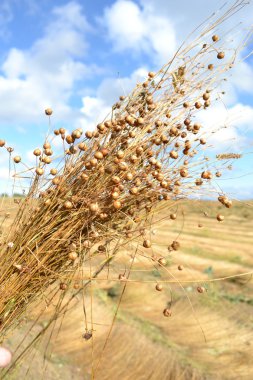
0,0,251,345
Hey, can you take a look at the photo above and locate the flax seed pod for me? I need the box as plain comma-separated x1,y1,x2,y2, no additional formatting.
217,214,224,222
113,200,121,209
125,172,133,181
45,108,53,116
117,150,124,159
130,187,138,195
171,241,180,251
89,203,99,213
203,92,210,101
170,213,177,220
0,140,6,147
66,135,74,144
64,201,73,210
195,178,203,186
163,308,172,317
143,239,151,248
158,257,166,266
180,168,188,177
35,168,44,176
201,171,212,180
72,129,82,139
85,131,93,139
60,283,67,290
44,148,53,156
94,151,103,160
50,168,57,175
13,156,21,163
68,251,78,261
212,34,219,42
78,143,87,151
43,142,51,150
148,71,155,78
111,191,119,199
197,286,205,293
170,151,178,159
217,52,225,59
155,284,163,291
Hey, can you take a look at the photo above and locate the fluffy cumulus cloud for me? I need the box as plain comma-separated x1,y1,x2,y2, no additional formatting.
102,0,176,64
0,1,94,125
198,103,253,151
80,67,148,129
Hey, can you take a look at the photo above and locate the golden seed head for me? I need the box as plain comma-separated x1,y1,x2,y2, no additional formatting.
45,108,53,116
143,239,151,248
43,142,51,150
80,173,88,182
113,200,122,209
33,148,41,156
158,257,166,266
89,203,99,212
201,171,212,180
170,150,178,159
44,148,53,156
217,51,225,59
170,213,177,220
35,167,44,176
163,308,172,317
195,101,202,109
72,129,82,139
94,151,103,160
112,191,120,199
78,142,87,151
148,71,155,78
64,201,73,210
217,214,224,222
85,131,93,139
197,286,206,293
112,176,120,184
180,168,188,178
50,168,58,175
66,135,74,144
155,284,163,291
0,139,6,147
68,251,78,261
13,156,21,163
212,34,219,42
60,283,67,290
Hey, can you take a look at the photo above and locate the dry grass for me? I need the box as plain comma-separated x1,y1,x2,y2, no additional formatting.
0,1,252,379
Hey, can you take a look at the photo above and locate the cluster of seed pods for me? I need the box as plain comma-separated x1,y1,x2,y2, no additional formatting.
0,27,241,332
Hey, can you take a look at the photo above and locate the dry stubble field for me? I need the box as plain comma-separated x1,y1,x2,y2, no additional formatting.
1,198,253,380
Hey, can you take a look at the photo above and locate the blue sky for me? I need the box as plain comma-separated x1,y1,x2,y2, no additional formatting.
0,0,252,198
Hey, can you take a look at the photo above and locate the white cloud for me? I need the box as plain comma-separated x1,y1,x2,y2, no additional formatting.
197,102,253,150
79,67,148,129
102,0,176,64
0,1,95,125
